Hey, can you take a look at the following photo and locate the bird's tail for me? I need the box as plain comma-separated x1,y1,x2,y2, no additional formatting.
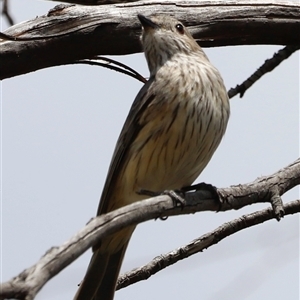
74,227,135,300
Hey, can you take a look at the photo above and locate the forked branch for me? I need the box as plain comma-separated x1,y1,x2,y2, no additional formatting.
1,158,299,300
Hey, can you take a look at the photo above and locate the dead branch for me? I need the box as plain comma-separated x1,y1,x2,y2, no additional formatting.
72,56,147,83
0,158,299,300
117,199,300,289
2,0,14,25
0,0,300,79
228,45,300,98
51,0,141,4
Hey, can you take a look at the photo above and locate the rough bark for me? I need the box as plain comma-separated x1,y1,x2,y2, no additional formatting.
1,0,300,79
1,158,299,300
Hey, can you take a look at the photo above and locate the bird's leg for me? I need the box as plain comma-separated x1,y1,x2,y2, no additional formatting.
137,189,186,221
162,190,186,207
137,189,186,207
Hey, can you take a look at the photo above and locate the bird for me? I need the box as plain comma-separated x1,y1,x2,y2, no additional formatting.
74,14,230,300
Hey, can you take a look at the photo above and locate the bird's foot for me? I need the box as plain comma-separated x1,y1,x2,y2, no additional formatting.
162,189,186,208
138,188,186,207
182,182,221,209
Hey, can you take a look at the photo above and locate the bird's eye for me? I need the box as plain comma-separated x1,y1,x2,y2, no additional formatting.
175,23,184,34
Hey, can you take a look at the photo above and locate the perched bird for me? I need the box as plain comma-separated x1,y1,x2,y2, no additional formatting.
74,14,230,300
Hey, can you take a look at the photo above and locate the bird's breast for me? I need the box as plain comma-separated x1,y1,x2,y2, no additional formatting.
119,55,229,206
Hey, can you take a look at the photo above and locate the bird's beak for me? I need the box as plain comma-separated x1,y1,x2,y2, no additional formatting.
138,14,159,30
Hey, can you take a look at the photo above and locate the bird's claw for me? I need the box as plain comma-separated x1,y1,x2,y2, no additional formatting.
137,188,186,207
182,182,221,210
163,189,186,208
137,188,186,217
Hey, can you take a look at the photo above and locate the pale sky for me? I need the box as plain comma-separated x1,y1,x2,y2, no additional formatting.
1,1,299,300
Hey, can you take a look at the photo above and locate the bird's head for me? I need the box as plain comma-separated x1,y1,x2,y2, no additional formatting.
138,14,204,75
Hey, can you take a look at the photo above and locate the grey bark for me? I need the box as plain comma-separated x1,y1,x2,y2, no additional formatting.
1,158,299,300
0,0,300,79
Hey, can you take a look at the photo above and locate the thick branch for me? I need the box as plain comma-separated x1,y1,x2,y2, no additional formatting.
51,0,141,4
1,0,300,79
0,158,299,299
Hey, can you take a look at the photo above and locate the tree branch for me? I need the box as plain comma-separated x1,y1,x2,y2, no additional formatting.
1,0,14,26
0,158,299,299
72,56,147,83
228,45,300,98
1,0,300,79
117,199,300,290
52,0,141,4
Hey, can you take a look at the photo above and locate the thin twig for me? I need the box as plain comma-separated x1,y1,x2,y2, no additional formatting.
94,56,147,83
72,57,147,84
2,0,14,26
228,45,300,99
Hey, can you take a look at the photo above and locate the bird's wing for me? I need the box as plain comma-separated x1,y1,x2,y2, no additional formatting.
96,76,155,215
